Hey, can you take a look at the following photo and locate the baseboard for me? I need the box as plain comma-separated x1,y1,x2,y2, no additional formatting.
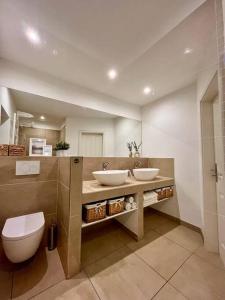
149,207,203,237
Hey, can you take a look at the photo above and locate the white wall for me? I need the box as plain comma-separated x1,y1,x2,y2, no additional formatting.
65,117,115,156
142,84,202,227
114,117,142,157
0,86,16,144
0,59,141,121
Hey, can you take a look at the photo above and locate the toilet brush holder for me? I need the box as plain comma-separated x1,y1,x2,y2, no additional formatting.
48,223,57,251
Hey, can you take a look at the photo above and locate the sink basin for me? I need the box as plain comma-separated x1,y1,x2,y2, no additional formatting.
92,170,129,186
133,168,160,181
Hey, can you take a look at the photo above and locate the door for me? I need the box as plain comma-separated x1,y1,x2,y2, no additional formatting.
213,96,225,263
79,132,103,157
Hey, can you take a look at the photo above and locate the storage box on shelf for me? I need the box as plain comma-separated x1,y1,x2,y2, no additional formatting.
9,144,26,156
82,201,107,223
0,144,8,156
107,197,125,216
155,186,173,201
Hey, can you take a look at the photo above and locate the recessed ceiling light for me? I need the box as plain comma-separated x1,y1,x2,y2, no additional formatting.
40,115,45,120
184,48,193,54
107,69,117,80
25,27,41,45
143,86,152,95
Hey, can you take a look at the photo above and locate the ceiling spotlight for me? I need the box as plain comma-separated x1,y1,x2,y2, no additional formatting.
25,27,41,45
107,69,117,80
184,48,193,54
143,86,152,95
40,115,45,120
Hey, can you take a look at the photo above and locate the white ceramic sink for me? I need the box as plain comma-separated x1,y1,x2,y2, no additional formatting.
92,170,129,186
133,168,160,181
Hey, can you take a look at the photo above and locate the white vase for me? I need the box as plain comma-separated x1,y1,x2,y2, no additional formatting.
56,150,69,157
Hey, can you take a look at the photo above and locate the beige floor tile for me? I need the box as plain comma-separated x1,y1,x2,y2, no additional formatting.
12,248,65,299
126,229,160,252
170,254,225,300
195,246,225,270
153,219,180,235
0,269,12,300
153,283,187,300
135,236,191,279
82,227,127,267
85,247,165,300
32,271,99,300
165,225,203,251
144,213,169,232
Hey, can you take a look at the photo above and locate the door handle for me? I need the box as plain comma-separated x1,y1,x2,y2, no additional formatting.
210,163,218,183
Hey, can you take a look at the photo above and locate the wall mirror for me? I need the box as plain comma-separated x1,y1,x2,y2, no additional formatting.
0,87,142,157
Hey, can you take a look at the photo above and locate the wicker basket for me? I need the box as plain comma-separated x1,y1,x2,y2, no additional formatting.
9,145,26,156
166,186,174,198
107,197,125,216
155,188,164,200
0,144,9,156
83,201,107,223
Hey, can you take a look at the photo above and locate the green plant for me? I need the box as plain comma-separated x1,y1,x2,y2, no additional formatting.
55,141,70,151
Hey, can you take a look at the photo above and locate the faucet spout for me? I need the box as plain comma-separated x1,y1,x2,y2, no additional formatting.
102,161,109,170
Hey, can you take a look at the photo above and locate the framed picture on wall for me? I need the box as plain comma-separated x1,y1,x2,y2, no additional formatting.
29,138,46,156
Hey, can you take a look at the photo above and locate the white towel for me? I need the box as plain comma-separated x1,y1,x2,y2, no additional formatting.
125,202,132,210
131,202,137,209
126,196,134,204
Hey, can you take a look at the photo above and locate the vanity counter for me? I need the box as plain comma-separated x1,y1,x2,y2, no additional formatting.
82,176,174,203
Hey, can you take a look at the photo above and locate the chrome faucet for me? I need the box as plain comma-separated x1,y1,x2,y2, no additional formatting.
134,160,142,169
102,161,109,170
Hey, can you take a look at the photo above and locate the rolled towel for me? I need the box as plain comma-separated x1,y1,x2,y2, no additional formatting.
125,202,132,211
126,196,134,204
131,202,137,209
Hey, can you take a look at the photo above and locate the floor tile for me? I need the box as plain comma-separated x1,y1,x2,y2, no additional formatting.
82,225,128,267
0,269,12,300
32,271,99,300
85,247,165,300
12,248,65,299
165,225,203,251
153,283,187,300
135,236,191,279
144,213,169,232
195,246,225,270
170,254,225,300
126,229,160,252
153,219,179,235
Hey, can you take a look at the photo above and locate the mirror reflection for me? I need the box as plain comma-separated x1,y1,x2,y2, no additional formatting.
0,87,142,157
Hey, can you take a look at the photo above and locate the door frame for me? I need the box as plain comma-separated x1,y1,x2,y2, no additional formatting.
78,130,104,156
200,73,220,252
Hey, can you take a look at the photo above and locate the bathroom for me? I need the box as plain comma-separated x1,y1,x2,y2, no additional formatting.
0,0,225,299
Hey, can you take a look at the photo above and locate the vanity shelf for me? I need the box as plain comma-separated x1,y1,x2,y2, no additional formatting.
144,197,170,208
82,207,137,228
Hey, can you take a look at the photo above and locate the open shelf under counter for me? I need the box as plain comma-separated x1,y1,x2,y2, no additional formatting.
82,207,138,228
144,197,170,208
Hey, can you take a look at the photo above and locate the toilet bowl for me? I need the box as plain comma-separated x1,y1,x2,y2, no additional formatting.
1,212,45,263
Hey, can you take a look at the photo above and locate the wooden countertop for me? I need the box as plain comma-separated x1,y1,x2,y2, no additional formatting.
82,176,174,204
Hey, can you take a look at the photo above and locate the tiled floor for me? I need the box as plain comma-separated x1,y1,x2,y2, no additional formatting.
1,210,225,300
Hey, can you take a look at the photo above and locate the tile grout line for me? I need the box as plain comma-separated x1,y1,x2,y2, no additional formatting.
83,269,102,300
10,271,14,300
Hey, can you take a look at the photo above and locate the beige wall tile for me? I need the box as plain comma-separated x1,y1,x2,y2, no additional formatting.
58,157,71,188
70,157,83,216
0,181,57,225
0,157,58,185
149,158,174,177
57,183,70,233
57,221,69,276
0,269,12,300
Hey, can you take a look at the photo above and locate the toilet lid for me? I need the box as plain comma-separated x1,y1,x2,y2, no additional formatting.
2,212,45,241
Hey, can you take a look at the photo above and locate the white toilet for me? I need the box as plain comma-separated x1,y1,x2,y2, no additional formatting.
1,212,45,263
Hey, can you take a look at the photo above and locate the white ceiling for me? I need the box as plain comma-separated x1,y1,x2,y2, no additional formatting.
11,89,117,128
0,0,217,105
